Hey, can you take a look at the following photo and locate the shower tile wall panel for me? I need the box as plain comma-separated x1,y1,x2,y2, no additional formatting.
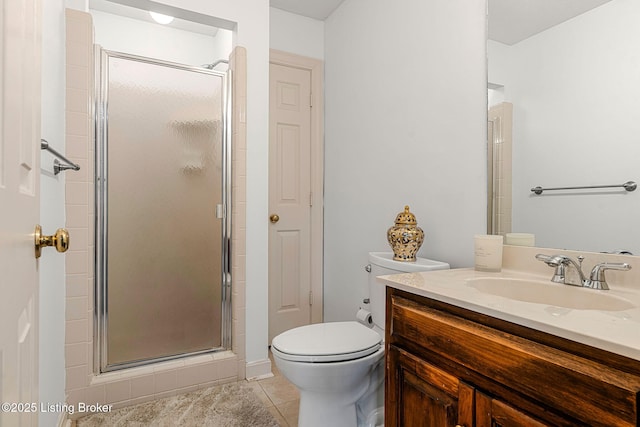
488,102,513,236
64,9,248,416
64,10,92,402
230,46,248,380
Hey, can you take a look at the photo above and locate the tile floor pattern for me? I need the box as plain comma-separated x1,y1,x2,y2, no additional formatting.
249,350,300,426
74,350,299,426
75,382,279,426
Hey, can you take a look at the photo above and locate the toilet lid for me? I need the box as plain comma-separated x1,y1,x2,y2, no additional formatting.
271,321,382,363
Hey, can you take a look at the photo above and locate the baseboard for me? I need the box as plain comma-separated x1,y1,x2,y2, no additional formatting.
245,358,273,380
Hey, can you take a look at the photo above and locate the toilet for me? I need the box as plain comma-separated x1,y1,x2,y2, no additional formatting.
271,252,450,427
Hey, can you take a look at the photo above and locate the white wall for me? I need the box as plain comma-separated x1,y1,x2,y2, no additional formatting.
91,10,232,66
39,1,67,425
269,7,324,59
488,0,640,254
324,0,488,321
66,0,88,11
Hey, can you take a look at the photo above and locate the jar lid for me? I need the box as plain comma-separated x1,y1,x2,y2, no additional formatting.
394,205,417,225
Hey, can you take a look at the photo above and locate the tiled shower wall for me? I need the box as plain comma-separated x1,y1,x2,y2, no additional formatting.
64,9,247,416
488,102,513,236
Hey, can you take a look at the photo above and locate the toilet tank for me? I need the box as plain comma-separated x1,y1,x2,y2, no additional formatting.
367,252,450,330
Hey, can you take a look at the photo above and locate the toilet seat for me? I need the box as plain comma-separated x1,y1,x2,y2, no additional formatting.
271,321,382,363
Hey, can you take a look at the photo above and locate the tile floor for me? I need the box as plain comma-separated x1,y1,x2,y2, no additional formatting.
248,350,300,426
73,349,299,427
74,381,280,426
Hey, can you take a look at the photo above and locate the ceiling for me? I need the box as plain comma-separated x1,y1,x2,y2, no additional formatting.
89,0,221,36
270,0,345,20
271,0,613,45
90,0,613,45
488,0,613,45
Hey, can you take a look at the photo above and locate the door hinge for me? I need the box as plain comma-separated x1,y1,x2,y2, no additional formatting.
309,291,313,306
309,192,313,207
309,93,313,108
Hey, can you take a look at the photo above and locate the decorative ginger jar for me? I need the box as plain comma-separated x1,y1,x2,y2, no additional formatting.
387,205,424,262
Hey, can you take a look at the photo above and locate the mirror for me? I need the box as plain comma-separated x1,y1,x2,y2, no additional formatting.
487,0,640,255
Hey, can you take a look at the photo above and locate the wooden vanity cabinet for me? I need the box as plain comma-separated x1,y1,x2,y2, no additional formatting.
385,288,640,427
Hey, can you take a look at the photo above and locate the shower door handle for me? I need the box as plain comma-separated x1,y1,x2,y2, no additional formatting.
269,214,280,223
34,224,70,258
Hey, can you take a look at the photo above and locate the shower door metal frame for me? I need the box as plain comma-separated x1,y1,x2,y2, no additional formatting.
94,47,233,373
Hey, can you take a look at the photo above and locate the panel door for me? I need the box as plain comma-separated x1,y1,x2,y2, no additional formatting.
0,0,42,425
476,392,549,427
386,345,474,427
268,62,312,342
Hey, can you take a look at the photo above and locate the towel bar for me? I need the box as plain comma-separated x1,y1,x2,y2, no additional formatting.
530,181,636,195
41,139,80,175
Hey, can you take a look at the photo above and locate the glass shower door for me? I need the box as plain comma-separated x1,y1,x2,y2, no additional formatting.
96,50,231,371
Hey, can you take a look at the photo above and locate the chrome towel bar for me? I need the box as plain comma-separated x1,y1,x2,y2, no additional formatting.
41,139,80,175
531,181,637,195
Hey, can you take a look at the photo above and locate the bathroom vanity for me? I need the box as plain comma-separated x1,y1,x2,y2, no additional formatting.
380,250,640,427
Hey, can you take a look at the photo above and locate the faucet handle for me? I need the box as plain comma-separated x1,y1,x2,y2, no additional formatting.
586,263,632,290
536,254,568,283
535,253,570,266
535,253,554,264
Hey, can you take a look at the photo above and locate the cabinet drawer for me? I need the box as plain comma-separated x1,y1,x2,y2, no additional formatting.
389,294,640,427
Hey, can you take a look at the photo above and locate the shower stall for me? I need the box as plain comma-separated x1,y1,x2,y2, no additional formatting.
94,48,232,372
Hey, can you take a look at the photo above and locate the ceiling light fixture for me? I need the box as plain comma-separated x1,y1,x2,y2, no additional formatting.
149,11,174,25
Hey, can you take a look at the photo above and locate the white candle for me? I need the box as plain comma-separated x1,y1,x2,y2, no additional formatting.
505,233,535,247
474,234,504,272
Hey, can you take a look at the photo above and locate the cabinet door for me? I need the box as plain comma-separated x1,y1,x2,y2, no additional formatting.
476,392,549,427
387,345,474,427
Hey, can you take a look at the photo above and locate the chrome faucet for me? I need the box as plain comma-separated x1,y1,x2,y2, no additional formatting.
536,254,631,290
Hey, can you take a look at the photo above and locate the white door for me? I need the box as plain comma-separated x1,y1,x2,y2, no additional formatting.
0,1,42,425
268,63,313,342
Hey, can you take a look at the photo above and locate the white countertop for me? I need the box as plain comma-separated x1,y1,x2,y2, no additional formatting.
378,268,640,361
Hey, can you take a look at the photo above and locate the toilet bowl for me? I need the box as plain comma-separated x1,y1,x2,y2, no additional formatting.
271,322,384,427
271,252,450,427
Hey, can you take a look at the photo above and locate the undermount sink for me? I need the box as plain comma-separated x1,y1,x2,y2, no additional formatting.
468,277,635,311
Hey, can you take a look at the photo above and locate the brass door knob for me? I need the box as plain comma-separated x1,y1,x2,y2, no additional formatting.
269,214,280,223
34,224,70,259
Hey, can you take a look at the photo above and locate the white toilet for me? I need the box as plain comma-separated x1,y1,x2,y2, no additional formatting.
271,252,450,427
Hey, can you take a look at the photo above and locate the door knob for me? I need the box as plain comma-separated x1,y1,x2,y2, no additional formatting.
269,214,280,223
34,224,69,259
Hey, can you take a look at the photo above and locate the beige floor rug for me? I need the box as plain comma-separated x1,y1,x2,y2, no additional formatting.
76,382,280,426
